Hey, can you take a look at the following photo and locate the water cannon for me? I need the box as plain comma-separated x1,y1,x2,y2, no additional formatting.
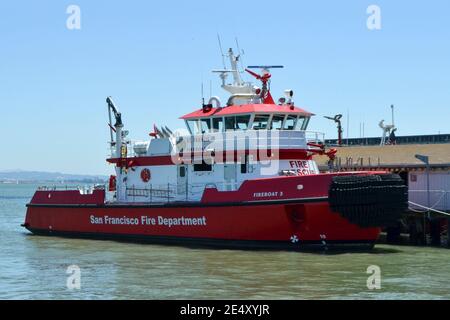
245,66,284,83
324,114,343,146
245,66,284,104
324,114,343,122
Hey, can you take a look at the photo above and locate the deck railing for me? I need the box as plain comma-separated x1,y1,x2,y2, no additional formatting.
109,130,326,159
124,181,239,204
38,184,106,193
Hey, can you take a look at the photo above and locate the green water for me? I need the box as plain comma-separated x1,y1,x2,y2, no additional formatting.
1,184,449,300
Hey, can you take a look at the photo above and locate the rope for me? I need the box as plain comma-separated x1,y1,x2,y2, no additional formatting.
408,201,450,217
410,191,447,210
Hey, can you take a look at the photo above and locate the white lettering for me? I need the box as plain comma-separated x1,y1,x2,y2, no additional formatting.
180,304,215,317
157,216,207,227
90,215,207,227
253,192,281,198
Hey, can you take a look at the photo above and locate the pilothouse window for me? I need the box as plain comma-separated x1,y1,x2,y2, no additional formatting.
186,120,201,135
296,116,310,130
200,119,211,133
284,115,297,130
303,117,310,130
252,114,271,130
225,117,236,131
212,117,223,132
271,115,285,130
224,115,251,131
236,115,250,130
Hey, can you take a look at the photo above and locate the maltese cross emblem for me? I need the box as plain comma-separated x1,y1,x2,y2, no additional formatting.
290,235,299,243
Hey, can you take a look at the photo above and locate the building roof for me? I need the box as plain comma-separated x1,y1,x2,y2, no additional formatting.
315,143,450,169
180,104,313,120
326,134,450,146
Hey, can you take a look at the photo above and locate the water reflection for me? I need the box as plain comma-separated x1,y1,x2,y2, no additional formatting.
1,184,450,300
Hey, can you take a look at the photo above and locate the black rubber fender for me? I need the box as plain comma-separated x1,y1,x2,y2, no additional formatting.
328,173,408,228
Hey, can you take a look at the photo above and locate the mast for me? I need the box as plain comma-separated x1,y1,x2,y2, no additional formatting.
228,48,243,86
212,47,256,97
212,44,283,105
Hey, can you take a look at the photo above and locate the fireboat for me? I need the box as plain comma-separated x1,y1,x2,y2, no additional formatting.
23,49,408,251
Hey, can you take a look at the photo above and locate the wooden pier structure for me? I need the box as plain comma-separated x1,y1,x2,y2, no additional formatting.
317,143,450,247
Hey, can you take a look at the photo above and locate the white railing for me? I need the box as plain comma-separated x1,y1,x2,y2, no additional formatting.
109,130,326,159
108,140,149,158
38,184,106,194
305,131,326,145
177,130,312,152
124,181,242,203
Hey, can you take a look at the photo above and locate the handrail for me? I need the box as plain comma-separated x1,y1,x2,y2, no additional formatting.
109,130,327,159
123,180,243,204
38,184,106,191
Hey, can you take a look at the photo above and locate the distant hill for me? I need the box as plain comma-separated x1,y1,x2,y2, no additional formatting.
0,170,108,183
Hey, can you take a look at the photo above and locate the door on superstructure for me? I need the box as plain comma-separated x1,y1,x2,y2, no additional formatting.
177,165,188,199
224,164,237,191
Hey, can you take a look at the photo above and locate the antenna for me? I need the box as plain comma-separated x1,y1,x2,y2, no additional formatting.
201,82,205,105
391,104,395,126
346,109,350,145
209,80,212,99
235,37,244,72
247,65,284,70
217,34,226,69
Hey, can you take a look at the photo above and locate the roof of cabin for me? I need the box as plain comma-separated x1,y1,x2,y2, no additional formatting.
315,144,450,168
180,104,314,120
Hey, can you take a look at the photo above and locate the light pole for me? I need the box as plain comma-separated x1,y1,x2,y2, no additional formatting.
415,154,432,245
415,154,431,218
391,104,395,127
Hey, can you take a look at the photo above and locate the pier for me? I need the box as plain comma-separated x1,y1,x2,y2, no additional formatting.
318,141,450,248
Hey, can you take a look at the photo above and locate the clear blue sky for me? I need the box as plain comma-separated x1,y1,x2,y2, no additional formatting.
1,0,449,175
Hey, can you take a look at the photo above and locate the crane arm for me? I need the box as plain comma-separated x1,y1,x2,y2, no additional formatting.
106,96,123,127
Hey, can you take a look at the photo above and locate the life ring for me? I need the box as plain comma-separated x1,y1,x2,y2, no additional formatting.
140,168,151,182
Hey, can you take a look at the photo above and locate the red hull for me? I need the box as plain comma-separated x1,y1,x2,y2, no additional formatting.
24,204,380,251
23,174,388,251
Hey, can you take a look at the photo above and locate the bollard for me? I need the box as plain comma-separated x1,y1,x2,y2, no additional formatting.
430,218,441,246
447,219,450,248
386,223,401,244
